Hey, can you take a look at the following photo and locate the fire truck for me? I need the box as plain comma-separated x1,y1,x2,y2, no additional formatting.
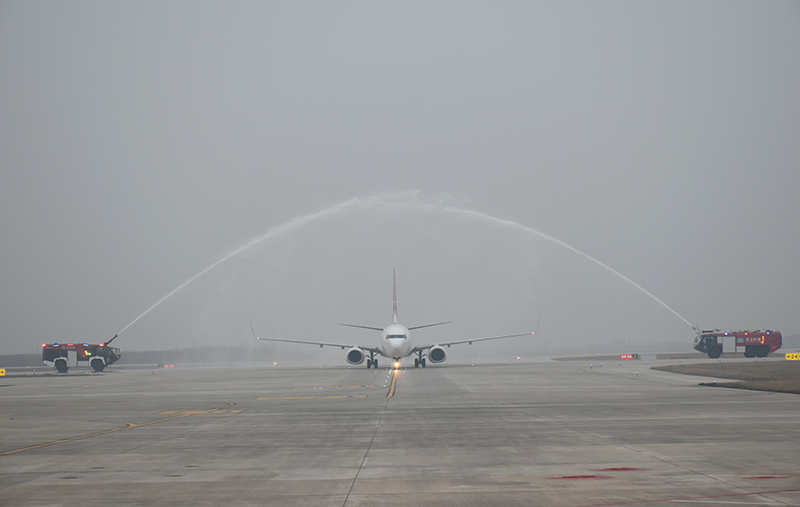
693,329,782,359
42,334,121,373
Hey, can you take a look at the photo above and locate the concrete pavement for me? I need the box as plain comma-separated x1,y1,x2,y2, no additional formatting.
1,358,798,506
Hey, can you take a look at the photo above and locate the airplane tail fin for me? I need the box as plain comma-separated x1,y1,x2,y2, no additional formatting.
392,269,398,324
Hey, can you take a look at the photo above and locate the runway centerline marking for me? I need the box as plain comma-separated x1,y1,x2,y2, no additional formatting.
0,402,237,457
386,369,398,398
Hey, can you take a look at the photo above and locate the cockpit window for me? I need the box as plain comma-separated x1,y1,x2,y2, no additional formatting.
387,334,407,340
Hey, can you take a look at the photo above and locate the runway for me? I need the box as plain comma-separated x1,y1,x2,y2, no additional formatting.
1,358,799,506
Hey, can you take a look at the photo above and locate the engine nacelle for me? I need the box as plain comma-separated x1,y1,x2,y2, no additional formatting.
346,347,365,365
428,346,447,364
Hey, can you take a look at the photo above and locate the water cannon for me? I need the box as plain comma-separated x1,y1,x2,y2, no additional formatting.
105,334,119,346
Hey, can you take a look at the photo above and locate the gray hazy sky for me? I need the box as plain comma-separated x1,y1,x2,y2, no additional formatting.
1,2,798,357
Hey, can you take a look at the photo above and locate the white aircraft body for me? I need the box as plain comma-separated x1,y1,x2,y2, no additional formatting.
252,270,534,368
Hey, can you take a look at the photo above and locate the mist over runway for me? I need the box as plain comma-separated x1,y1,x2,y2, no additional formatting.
2,359,798,506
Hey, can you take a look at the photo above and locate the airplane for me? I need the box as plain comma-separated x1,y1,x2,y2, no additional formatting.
251,270,535,368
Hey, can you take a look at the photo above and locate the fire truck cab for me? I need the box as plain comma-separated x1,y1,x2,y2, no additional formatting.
42,342,121,373
693,329,781,359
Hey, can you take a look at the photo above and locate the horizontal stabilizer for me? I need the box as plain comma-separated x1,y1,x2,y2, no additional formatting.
340,323,384,331
408,321,450,331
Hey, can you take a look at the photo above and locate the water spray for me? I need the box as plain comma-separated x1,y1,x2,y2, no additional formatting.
114,190,693,337
442,207,694,328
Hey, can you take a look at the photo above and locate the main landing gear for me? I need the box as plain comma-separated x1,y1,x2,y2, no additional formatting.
366,351,378,369
414,351,426,368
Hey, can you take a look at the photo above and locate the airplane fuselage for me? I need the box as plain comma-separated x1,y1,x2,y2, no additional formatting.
252,269,533,368
380,323,413,360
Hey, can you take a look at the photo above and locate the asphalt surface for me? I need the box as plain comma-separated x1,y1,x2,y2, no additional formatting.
1,358,799,506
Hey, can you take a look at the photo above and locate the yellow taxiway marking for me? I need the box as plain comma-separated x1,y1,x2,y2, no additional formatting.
290,385,377,389
386,369,398,398
257,395,369,400
0,403,237,457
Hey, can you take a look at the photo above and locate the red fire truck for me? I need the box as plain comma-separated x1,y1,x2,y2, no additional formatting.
693,329,782,359
42,335,121,373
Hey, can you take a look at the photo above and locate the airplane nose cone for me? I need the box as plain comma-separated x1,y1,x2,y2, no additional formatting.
386,341,403,358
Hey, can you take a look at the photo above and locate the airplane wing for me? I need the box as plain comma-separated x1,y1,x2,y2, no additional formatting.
254,336,381,353
251,321,380,353
411,332,534,353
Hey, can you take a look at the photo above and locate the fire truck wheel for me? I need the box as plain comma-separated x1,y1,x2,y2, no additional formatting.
744,346,756,358
708,346,722,359
91,358,106,372
757,346,769,358
54,358,68,373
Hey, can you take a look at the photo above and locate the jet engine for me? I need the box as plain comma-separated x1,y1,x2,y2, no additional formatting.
428,345,447,364
346,347,365,365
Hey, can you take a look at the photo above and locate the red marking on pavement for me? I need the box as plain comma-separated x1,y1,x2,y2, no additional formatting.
742,475,789,479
